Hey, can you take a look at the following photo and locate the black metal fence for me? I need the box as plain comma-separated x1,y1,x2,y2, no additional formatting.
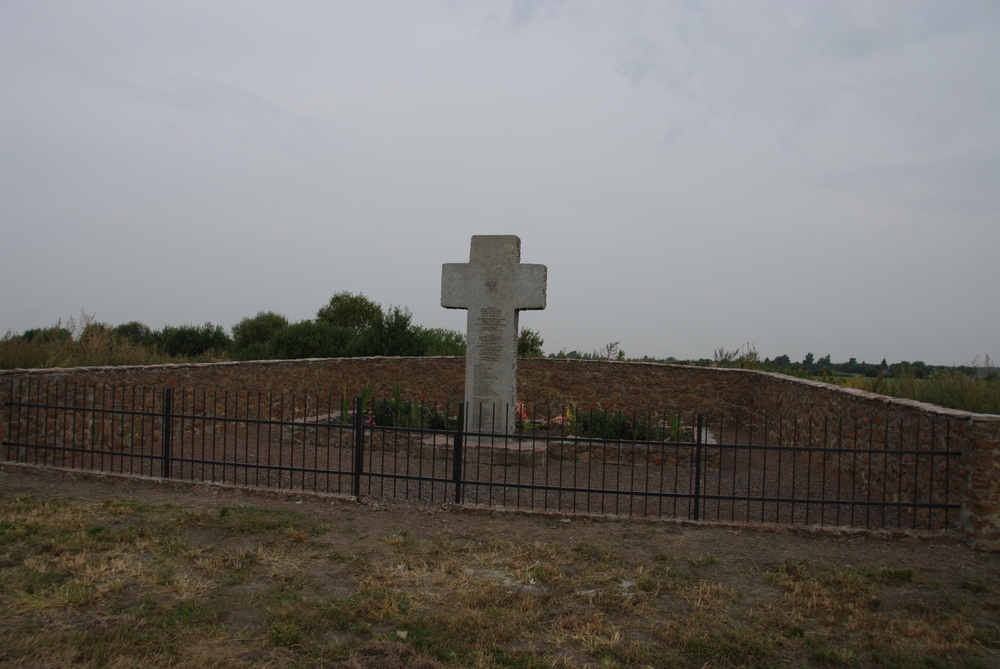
2,379,962,530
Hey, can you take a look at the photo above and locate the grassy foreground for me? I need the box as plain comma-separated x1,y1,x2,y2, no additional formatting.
1,488,999,668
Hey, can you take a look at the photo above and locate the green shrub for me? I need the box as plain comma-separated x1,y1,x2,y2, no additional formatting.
573,408,661,441
232,341,274,361
268,321,355,359
415,327,465,356
354,306,423,357
232,311,288,353
371,398,447,429
159,323,232,357
16,326,73,344
110,321,156,347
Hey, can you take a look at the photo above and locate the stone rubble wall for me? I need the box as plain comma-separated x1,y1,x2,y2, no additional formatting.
2,357,998,549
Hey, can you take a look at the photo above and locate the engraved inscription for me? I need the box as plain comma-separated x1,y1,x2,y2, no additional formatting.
473,362,498,399
476,307,506,362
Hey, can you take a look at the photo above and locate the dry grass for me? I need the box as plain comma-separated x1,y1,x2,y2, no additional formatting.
1,493,997,668
0,322,227,370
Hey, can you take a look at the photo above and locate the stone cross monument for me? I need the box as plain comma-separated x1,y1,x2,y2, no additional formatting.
442,235,547,433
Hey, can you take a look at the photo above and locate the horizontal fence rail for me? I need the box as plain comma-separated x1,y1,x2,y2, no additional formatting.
3,379,963,530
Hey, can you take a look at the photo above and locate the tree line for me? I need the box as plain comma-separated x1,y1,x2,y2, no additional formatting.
3,292,546,364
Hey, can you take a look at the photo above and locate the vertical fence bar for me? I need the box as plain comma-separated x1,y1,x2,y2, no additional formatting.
353,397,364,499
945,420,952,528
453,403,465,504
5,378,17,462
161,387,173,479
693,412,703,521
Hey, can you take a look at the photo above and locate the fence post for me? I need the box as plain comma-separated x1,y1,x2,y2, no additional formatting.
693,411,703,521
161,387,173,479
453,402,465,504
353,397,364,499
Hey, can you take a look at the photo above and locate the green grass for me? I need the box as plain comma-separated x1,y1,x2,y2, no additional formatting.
846,370,1000,415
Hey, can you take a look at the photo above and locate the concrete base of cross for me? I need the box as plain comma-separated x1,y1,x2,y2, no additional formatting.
418,434,547,467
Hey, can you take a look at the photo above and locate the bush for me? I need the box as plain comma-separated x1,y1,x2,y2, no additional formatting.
371,398,447,429
159,323,232,358
573,408,661,441
233,341,274,361
232,311,289,359
15,326,72,344
111,321,156,347
354,307,424,357
268,320,356,359
414,327,465,356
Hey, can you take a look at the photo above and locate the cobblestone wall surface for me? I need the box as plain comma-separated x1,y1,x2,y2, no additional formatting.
2,357,998,548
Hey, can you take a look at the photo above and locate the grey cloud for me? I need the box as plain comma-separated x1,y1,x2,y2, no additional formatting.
616,38,695,95
507,0,569,29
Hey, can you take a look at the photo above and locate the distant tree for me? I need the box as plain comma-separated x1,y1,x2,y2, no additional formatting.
414,327,466,356
17,326,72,344
803,352,815,366
111,321,155,347
159,323,232,357
268,320,355,359
772,355,791,368
518,328,545,358
355,306,423,356
817,354,832,367
232,311,288,352
317,292,383,332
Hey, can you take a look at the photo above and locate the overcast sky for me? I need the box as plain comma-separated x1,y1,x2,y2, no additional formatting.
2,1,998,366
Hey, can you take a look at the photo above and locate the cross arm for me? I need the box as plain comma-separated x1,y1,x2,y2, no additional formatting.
514,264,547,311
441,263,476,309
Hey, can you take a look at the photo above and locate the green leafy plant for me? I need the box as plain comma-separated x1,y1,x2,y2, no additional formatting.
573,407,662,441
669,414,683,442
518,328,545,358
158,323,232,358
371,384,446,429
359,380,373,420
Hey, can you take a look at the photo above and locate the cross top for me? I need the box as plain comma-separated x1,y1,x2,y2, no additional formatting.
442,236,546,312
442,236,547,432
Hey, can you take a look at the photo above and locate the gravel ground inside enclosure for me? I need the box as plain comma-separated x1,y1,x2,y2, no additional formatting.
1,466,998,669
10,426,953,532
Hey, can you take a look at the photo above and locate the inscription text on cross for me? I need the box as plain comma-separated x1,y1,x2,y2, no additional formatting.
441,236,546,433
